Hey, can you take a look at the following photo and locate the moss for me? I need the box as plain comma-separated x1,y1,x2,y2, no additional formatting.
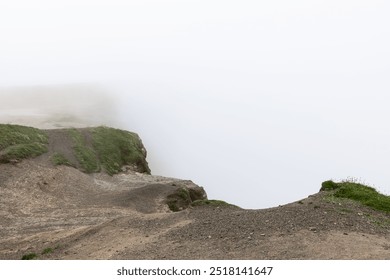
166,187,192,212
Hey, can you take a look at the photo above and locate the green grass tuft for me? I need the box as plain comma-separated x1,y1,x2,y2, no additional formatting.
21,253,38,260
320,180,340,191
166,187,192,212
321,180,390,213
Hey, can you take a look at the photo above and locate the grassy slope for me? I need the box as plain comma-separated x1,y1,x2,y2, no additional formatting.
0,124,48,162
321,180,390,213
91,126,150,175
68,128,101,173
0,124,150,175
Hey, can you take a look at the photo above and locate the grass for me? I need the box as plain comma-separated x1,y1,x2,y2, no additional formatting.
21,247,55,260
69,129,100,173
51,152,73,166
91,126,150,175
0,124,48,162
21,253,38,260
68,126,150,175
321,180,390,213
1,124,150,176
320,180,340,191
166,187,192,212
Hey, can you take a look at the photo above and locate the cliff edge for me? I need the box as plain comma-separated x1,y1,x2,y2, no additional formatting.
1,124,390,260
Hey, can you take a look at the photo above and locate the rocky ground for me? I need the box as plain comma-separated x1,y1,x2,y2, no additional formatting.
1,158,389,260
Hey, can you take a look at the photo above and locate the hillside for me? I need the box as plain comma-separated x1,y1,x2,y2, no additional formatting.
0,124,390,260
0,124,150,175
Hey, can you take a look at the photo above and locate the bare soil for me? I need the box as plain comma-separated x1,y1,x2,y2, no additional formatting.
1,158,389,260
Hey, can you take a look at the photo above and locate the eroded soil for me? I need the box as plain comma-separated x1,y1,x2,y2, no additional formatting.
1,160,389,260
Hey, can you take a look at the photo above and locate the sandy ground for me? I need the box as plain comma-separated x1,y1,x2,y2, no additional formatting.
0,159,389,260
0,113,389,259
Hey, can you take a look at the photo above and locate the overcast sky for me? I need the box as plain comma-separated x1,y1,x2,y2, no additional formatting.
1,0,390,208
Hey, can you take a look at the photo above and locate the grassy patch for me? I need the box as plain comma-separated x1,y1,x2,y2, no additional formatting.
91,126,150,175
166,187,192,212
69,129,100,173
51,153,73,166
0,124,150,176
321,180,390,213
0,124,48,162
21,253,38,260
320,180,340,191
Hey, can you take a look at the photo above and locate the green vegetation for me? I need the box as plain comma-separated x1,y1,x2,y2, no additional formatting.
51,153,72,166
21,247,55,260
1,124,150,175
68,126,150,175
21,253,38,260
191,199,232,207
68,129,100,173
321,180,390,213
0,124,48,163
166,185,233,211
166,187,192,212
320,180,340,191
91,126,150,175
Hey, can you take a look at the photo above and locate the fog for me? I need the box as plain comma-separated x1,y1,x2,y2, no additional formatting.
1,1,390,208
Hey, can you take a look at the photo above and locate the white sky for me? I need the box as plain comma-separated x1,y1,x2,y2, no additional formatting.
1,0,390,208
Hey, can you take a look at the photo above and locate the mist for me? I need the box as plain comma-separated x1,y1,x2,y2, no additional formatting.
1,1,390,208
